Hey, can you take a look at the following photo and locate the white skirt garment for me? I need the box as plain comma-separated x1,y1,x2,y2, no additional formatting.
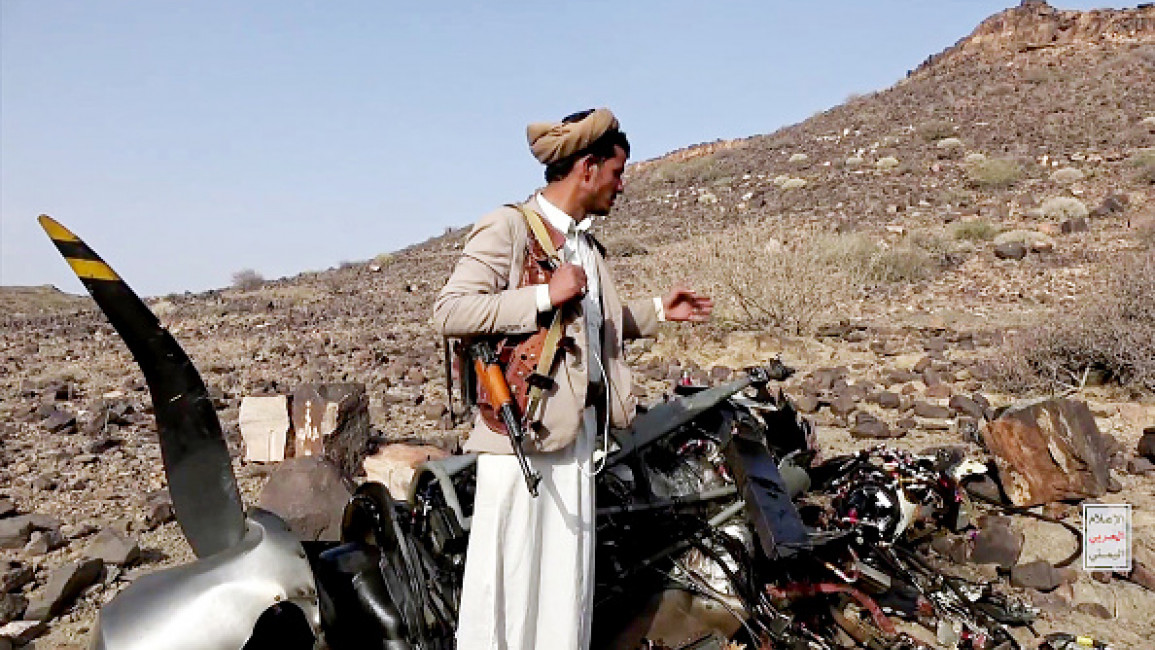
455,408,597,650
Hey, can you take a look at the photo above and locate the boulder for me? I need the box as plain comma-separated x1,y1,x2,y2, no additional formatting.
0,561,33,594
850,413,897,439
1010,560,1066,592
363,444,452,500
0,594,26,627
981,398,1111,506
291,383,371,480
970,517,1023,568
23,558,104,621
0,620,45,646
1138,430,1155,461
258,457,352,542
994,241,1027,260
0,519,34,551
85,528,140,566
239,395,292,463
913,401,952,419
949,394,986,420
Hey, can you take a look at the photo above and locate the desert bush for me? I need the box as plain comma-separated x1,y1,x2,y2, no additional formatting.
993,248,1155,393
1049,167,1085,184
875,156,900,171
936,137,964,150
607,238,649,258
1130,148,1155,184
788,153,809,164
635,227,947,334
963,152,987,165
965,156,1022,188
781,177,808,190
952,219,999,241
917,119,955,142
231,268,265,290
1039,196,1089,221
845,155,865,167
772,174,791,186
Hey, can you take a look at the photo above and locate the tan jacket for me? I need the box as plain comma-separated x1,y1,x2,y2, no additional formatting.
433,196,659,454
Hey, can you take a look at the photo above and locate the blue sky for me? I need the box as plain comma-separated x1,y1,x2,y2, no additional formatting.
0,1,1130,296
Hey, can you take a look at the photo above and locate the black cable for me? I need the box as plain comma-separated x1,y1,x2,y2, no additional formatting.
967,491,1083,568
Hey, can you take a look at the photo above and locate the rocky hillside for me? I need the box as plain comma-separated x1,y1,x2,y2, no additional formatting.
2,2,1155,647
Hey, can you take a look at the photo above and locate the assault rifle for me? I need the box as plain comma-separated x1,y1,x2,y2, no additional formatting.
471,340,543,496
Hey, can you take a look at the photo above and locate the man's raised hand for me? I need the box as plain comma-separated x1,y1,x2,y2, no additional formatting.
663,286,713,323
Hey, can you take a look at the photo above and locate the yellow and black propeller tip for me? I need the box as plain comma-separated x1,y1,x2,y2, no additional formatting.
38,214,122,284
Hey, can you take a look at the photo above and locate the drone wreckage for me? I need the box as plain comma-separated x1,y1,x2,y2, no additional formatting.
39,215,1079,650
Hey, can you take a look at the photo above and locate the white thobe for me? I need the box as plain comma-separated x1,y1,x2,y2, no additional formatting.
455,195,602,650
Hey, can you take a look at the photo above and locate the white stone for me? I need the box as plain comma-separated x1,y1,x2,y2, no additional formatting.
363,444,451,501
239,395,291,463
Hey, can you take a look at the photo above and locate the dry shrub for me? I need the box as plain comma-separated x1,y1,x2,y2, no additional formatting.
1039,196,1089,221
917,119,955,142
636,226,940,334
993,248,1155,393
231,268,265,290
952,219,999,241
1049,167,1085,184
1131,148,1155,185
965,156,1022,188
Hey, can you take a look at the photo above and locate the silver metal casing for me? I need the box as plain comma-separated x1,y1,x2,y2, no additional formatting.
90,508,322,650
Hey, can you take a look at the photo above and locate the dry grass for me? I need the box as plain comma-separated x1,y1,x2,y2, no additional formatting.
965,156,1023,188
1131,148,1155,185
993,248,1155,393
1039,196,1089,221
951,219,999,241
634,225,942,334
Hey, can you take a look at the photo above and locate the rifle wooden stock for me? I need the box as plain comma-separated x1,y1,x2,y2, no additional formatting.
471,341,542,496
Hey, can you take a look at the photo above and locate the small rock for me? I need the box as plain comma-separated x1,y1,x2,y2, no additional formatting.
22,530,63,556
794,393,820,414
931,534,971,564
1122,561,1155,592
828,393,856,418
1060,217,1089,234
420,402,447,421
1091,571,1112,584
1126,457,1155,475
970,518,1023,568
0,518,35,551
1010,560,1064,592
708,365,733,382
0,619,45,646
925,384,952,399
41,408,77,435
874,391,902,409
143,490,174,530
23,558,104,621
1138,431,1155,461
0,594,27,627
85,528,140,566
1106,475,1122,493
949,395,986,420
963,475,1002,503
0,499,14,518
994,242,1027,260
258,457,352,542
895,417,917,431
1074,602,1112,619
0,561,34,593
850,413,896,439
913,401,952,419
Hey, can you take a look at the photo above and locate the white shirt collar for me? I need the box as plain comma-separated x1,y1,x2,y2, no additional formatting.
536,192,592,237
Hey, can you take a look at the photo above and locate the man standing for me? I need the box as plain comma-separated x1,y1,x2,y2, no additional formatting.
433,107,712,649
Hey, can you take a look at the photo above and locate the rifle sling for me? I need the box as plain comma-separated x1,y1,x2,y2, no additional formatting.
511,203,567,424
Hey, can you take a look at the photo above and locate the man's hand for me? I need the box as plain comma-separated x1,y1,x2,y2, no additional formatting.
663,286,713,323
548,263,587,307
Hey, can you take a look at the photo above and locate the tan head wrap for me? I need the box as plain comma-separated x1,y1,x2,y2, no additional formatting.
526,108,619,165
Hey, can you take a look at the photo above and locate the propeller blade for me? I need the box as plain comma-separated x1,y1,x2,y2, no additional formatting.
38,215,245,558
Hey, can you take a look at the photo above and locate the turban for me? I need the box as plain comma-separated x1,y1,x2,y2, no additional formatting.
526,108,619,165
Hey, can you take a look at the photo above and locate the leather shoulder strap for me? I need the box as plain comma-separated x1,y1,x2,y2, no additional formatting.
509,203,560,262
